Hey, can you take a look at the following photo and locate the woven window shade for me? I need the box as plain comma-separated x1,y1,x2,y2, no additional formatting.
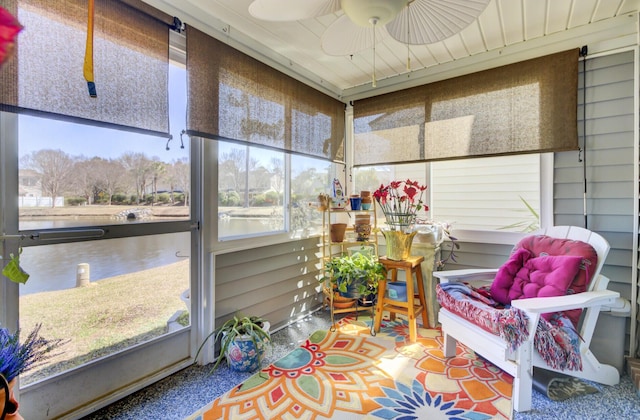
353,49,578,166
186,25,345,162
0,0,171,137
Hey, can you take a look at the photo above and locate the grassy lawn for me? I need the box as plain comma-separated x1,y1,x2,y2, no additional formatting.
19,259,190,384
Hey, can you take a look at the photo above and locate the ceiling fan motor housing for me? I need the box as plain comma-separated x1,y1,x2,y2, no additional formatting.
341,0,409,27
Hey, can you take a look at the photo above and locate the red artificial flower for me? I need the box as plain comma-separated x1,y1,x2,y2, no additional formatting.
373,179,428,230
0,7,22,67
404,185,418,201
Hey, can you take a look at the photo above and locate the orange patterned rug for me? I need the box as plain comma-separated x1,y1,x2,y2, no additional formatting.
186,317,513,419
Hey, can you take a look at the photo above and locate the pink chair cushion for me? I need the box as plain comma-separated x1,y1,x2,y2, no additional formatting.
491,248,583,320
491,235,598,326
515,235,598,295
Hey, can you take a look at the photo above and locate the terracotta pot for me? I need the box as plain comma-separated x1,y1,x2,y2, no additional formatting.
0,377,23,420
360,196,372,210
330,223,347,242
354,214,370,225
360,191,371,198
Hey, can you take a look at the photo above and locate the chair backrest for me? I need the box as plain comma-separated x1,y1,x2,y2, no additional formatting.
534,226,610,292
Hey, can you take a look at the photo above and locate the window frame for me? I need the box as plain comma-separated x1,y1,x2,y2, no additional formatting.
0,30,201,418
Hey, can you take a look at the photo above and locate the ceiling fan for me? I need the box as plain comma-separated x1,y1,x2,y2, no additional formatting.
248,0,491,56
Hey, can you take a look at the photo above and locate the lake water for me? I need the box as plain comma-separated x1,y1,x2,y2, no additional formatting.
18,232,191,296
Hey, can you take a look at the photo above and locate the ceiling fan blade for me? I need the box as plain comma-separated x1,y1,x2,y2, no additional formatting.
249,0,341,22
387,0,491,45
321,14,389,56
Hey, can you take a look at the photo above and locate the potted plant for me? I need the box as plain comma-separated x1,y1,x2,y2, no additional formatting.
195,314,271,373
321,251,387,301
1,324,63,419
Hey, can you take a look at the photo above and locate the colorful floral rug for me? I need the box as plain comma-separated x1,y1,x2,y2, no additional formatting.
186,317,513,419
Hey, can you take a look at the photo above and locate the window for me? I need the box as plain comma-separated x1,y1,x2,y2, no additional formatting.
218,142,285,239
291,155,334,238
8,61,192,386
217,142,336,240
354,154,549,241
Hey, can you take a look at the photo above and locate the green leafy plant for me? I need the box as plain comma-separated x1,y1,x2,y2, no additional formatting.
194,314,271,373
498,196,540,233
321,252,387,297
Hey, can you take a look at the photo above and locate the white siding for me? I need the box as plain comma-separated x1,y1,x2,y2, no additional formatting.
431,154,540,231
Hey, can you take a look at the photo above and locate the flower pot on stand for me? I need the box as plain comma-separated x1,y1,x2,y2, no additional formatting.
382,229,417,261
360,191,372,210
353,214,371,241
330,223,347,242
349,196,361,210
354,223,371,242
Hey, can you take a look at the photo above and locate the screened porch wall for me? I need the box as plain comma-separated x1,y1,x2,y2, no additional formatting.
443,50,636,350
213,237,323,330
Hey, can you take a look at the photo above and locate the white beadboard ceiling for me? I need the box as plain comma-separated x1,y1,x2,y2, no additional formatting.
147,0,640,102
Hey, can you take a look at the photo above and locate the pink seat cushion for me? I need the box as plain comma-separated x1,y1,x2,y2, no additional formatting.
491,235,598,326
491,248,583,319
516,235,598,295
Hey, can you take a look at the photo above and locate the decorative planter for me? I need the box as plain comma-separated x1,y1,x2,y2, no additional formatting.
382,229,417,261
354,223,371,241
224,322,270,372
358,292,377,307
326,288,357,308
337,278,361,299
0,376,23,420
386,281,408,301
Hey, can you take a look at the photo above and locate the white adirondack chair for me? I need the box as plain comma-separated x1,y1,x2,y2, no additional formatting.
434,226,620,412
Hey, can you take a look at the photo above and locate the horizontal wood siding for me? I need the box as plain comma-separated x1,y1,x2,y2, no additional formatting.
437,242,513,271
555,50,634,294
214,237,323,330
555,51,635,350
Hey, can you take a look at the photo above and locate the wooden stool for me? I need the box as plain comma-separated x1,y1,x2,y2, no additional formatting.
373,255,428,342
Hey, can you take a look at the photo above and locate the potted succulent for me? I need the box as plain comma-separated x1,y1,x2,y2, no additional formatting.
1,324,62,419
195,314,271,373
321,251,387,302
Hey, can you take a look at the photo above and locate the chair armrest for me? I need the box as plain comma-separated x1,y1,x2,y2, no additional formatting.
511,290,620,314
433,268,499,284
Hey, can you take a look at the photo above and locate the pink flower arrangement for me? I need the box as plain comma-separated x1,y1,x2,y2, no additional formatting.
0,7,23,68
373,179,428,230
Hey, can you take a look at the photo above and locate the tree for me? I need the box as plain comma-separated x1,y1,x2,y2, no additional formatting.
71,157,100,205
292,167,327,200
220,147,259,207
120,152,152,204
149,160,166,205
268,157,284,205
20,149,75,208
92,159,127,205
171,157,190,206
220,148,246,192
355,168,383,193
